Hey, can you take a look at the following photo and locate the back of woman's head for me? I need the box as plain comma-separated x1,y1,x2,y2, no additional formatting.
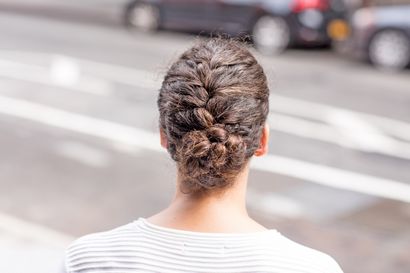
158,38,269,194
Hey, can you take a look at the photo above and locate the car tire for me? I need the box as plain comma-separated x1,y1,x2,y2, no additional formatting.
252,16,290,55
368,29,410,70
124,2,160,32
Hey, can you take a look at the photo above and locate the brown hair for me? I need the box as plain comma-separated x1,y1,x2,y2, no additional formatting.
158,38,269,194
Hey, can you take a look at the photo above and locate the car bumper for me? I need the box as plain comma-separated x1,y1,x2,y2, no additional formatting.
289,10,346,46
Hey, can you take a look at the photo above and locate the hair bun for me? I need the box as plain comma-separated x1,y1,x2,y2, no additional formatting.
180,131,210,159
179,125,230,162
176,125,247,192
209,142,227,168
206,124,228,143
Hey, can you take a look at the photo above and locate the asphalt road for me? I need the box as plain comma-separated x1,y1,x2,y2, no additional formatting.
0,10,409,273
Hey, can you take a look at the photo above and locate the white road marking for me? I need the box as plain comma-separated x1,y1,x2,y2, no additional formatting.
74,56,160,90
49,55,81,87
54,56,410,144
247,190,304,218
269,113,410,160
270,94,410,143
250,156,410,204
0,95,409,203
0,58,112,95
0,95,162,152
3,54,410,160
327,110,395,152
54,141,110,168
269,113,337,144
2,56,410,161
0,213,74,248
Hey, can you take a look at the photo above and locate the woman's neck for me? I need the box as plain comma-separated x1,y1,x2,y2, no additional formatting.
147,166,268,233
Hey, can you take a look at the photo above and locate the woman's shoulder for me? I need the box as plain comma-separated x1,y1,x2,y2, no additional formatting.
271,233,344,273
67,221,137,247
63,221,138,273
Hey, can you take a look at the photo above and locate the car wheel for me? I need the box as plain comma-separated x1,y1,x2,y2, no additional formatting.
369,29,410,70
125,2,160,32
252,16,290,55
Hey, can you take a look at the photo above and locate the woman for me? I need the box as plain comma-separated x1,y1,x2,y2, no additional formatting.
64,38,343,273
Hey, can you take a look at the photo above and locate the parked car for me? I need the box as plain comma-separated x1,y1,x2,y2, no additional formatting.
342,3,410,70
124,0,347,54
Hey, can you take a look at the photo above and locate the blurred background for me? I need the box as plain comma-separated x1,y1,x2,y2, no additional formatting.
0,0,409,272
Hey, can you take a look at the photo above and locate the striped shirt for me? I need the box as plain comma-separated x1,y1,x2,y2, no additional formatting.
64,217,343,273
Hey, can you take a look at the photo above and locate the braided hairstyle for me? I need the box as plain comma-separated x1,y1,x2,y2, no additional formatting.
158,38,269,194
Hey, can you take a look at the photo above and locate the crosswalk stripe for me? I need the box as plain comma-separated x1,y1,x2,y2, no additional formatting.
0,55,409,160
0,95,409,203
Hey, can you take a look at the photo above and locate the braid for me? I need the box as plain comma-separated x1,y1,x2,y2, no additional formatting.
158,38,269,194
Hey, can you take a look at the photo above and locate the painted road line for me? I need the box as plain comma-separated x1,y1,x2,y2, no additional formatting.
79,59,410,144
0,95,409,203
75,57,410,144
250,156,410,204
247,189,305,218
72,55,160,90
0,58,112,95
0,213,74,248
0,55,159,91
0,95,162,152
270,94,410,143
269,113,410,160
1,53,409,139
54,55,410,143
54,141,110,168
1,55,410,160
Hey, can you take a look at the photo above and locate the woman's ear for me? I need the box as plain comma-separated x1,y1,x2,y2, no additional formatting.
254,123,269,157
160,128,168,149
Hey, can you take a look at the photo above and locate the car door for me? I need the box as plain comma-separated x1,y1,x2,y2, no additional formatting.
160,0,217,32
212,0,259,34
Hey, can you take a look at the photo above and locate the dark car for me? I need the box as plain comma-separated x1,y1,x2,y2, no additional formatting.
343,3,410,70
124,0,347,54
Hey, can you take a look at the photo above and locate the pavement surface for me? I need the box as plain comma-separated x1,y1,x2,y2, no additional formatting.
0,6,409,273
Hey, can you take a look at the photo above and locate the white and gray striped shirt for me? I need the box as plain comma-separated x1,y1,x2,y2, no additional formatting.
64,217,343,273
